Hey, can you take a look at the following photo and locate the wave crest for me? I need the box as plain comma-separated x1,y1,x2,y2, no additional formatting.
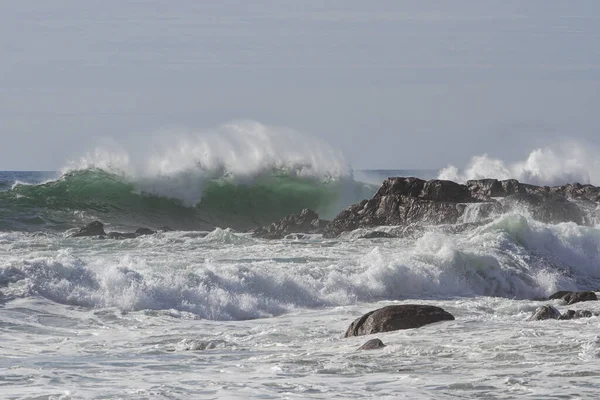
438,142,600,186
64,121,352,206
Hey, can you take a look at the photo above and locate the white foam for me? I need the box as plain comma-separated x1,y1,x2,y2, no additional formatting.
3,214,600,321
62,121,352,206
439,141,600,186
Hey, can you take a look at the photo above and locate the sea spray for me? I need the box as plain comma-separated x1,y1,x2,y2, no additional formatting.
438,141,600,186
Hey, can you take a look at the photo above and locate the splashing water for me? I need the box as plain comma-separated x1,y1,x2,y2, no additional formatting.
438,141,600,186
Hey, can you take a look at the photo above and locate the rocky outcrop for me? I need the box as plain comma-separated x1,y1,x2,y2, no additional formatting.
344,305,455,337
549,291,597,305
324,177,600,238
70,221,106,237
357,338,386,350
528,305,597,321
252,209,328,239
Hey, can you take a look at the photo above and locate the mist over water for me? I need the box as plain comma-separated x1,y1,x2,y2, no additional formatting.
65,121,353,206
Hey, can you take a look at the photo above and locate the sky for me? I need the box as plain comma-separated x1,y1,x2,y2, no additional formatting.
1,0,599,171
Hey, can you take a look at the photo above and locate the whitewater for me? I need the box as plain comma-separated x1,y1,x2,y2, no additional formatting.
2,123,600,399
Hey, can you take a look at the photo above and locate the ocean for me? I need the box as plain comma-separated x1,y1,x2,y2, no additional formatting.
2,159,600,399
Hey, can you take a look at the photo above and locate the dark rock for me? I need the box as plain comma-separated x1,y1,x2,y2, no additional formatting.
359,231,396,239
357,338,386,350
563,291,597,305
559,310,595,320
323,177,600,238
135,228,155,236
71,221,106,237
253,209,329,239
344,305,455,337
528,305,562,321
549,291,597,304
549,290,573,300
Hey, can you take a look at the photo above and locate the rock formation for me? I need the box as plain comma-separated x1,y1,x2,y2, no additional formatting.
345,305,455,337
324,177,599,238
549,291,597,305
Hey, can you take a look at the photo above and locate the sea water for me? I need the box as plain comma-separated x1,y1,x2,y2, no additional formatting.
2,125,600,399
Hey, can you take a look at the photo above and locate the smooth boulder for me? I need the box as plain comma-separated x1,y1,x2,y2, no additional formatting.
345,305,455,338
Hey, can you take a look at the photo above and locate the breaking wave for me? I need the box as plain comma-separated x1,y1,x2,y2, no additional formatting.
438,141,600,186
0,122,375,231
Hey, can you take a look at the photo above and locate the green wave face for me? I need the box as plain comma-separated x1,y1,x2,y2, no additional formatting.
0,169,376,232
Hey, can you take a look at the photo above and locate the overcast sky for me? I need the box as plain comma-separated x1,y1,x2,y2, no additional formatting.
1,0,599,170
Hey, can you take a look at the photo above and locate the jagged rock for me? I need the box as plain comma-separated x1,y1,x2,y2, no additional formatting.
359,231,396,239
324,177,599,238
344,305,455,337
528,305,562,321
549,291,597,305
559,310,596,320
71,221,106,237
357,338,386,350
252,209,329,239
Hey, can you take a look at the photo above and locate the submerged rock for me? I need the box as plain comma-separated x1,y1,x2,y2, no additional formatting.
559,310,596,320
70,221,106,237
358,231,396,239
71,222,157,240
528,305,562,321
252,209,329,239
135,228,156,236
107,228,156,240
528,305,596,321
357,338,386,350
344,305,455,338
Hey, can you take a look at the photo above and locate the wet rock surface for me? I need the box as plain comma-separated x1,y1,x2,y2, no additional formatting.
528,305,597,321
70,221,106,237
345,305,455,337
549,291,598,305
71,221,158,240
324,177,600,237
252,209,328,239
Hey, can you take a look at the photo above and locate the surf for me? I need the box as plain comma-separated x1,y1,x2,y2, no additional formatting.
0,122,377,231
